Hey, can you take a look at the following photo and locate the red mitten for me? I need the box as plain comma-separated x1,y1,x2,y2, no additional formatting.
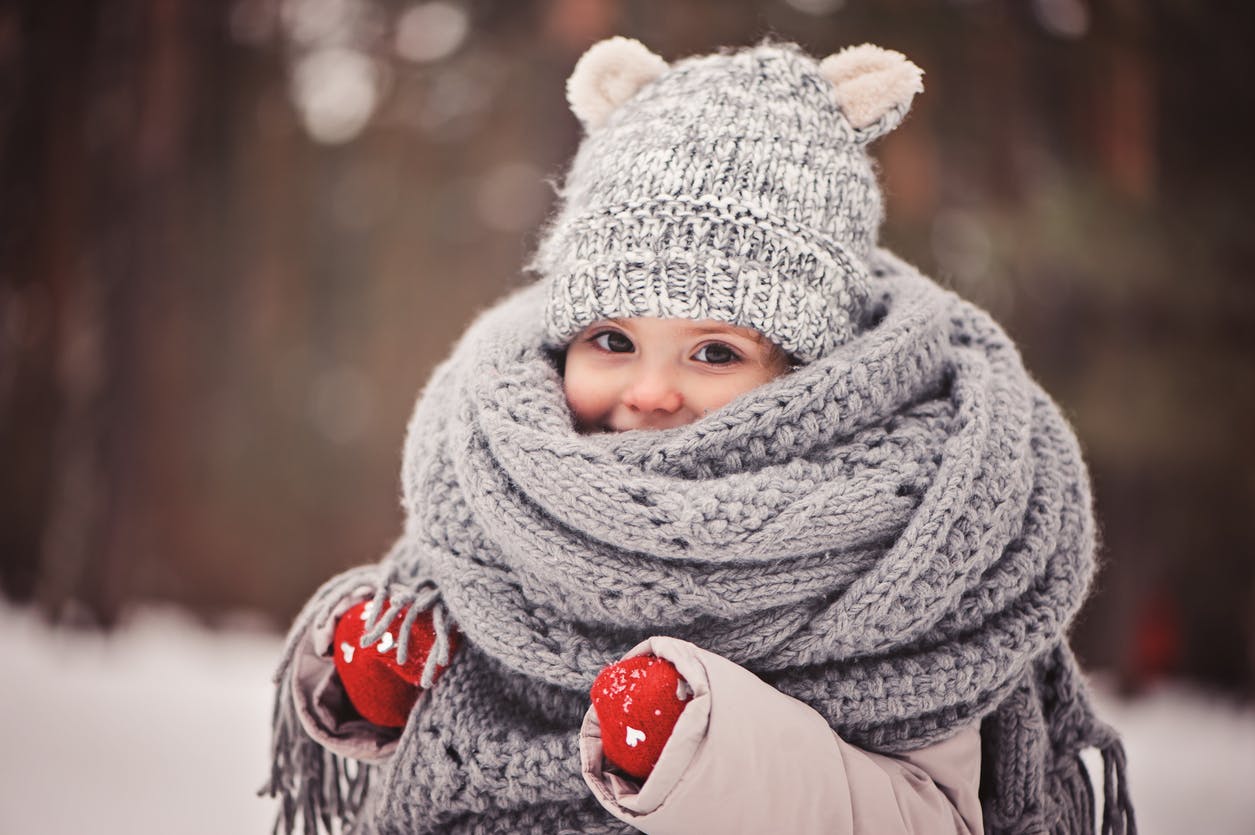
332,599,459,728
590,655,693,781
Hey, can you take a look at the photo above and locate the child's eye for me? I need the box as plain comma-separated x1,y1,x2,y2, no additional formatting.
591,330,634,353
693,342,740,365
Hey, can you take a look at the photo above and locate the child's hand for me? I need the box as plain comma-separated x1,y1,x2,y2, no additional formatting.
590,655,693,781
332,599,458,728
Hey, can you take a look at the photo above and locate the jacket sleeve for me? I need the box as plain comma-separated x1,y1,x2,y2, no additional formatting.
580,637,983,835
289,587,404,763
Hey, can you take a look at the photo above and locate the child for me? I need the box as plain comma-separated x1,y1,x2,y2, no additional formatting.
265,39,1134,835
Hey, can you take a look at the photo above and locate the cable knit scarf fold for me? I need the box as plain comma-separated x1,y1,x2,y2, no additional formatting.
264,250,1134,835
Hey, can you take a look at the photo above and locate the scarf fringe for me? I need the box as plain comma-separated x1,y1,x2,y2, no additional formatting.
359,580,444,665
1048,703,1137,835
1049,735,1136,835
1097,735,1137,835
262,678,373,835
261,559,455,835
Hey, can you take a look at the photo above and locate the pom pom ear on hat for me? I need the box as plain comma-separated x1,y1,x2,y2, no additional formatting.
567,37,668,131
819,44,924,143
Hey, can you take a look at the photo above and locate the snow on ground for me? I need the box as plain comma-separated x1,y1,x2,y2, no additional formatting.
1,603,1252,834
0,604,279,835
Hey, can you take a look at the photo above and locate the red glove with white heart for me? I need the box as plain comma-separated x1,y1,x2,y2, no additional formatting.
590,655,693,781
332,599,459,728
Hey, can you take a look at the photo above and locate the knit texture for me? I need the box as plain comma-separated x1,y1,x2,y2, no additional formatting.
264,250,1134,835
535,42,889,362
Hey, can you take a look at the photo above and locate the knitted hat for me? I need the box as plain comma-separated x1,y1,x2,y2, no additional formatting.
534,38,924,363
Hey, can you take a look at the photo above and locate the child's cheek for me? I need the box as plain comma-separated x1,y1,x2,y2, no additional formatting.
694,369,770,414
563,362,613,431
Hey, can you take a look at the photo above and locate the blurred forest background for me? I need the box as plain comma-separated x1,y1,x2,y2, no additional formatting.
1,0,1252,696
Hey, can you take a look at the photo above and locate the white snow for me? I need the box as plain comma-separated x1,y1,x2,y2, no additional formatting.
0,604,279,835
0,602,1252,834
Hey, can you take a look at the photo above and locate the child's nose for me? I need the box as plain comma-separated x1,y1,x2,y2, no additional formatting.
622,367,683,414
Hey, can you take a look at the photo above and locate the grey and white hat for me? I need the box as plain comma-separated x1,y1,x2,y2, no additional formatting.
534,38,924,363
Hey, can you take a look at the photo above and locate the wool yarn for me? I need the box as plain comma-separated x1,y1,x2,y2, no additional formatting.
264,250,1134,834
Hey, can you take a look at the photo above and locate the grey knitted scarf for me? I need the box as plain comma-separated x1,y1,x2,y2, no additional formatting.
264,250,1134,835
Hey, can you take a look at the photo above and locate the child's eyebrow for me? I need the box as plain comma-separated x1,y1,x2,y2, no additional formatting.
598,318,763,341
679,323,757,339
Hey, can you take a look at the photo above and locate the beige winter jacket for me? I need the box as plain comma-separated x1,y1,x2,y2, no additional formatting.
581,637,983,835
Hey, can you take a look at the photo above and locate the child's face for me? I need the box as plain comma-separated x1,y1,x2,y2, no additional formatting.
563,318,790,433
